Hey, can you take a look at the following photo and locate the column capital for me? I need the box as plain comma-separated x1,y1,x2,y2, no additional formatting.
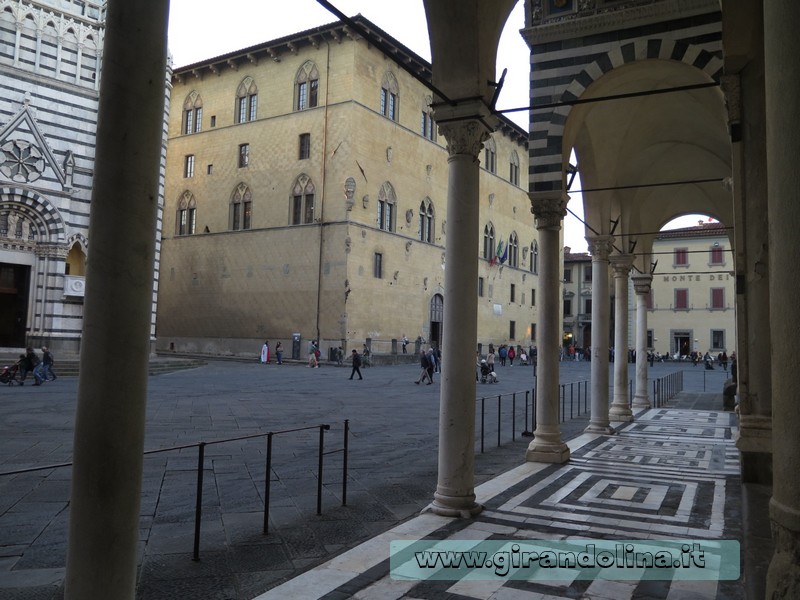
610,253,634,277
437,120,491,158
631,273,653,295
529,191,568,230
586,234,614,260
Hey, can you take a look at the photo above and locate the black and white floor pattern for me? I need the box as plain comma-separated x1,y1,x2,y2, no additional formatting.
257,408,743,600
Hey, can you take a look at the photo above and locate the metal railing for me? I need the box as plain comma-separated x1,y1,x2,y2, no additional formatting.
0,420,351,562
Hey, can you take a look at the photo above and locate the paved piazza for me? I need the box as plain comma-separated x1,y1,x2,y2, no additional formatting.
0,359,740,599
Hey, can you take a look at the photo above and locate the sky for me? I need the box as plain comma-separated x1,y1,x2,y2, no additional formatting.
167,0,710,253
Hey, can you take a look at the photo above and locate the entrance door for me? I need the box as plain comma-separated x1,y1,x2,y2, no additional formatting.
0,263,30,347
673,332,691,358
429,294,443,347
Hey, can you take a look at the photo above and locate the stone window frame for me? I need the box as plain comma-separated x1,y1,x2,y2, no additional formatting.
176,190,196,236
235,76,258,124
230,182,252,231
295,61,319,111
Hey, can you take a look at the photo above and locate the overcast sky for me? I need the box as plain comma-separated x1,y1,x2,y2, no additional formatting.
166,1,709,252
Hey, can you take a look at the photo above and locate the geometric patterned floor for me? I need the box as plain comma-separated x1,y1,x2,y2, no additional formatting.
257,408,744,600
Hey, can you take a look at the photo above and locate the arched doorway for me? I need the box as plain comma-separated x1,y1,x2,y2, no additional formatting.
429,293,443,347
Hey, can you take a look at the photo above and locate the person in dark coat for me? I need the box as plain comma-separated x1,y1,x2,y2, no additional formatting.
348,349,363,380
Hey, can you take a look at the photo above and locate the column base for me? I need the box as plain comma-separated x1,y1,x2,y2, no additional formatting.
609,404,634,422
526,439,570,463
428,492,483,518
585,421,615,434
631,395,652,409
767,515,800,598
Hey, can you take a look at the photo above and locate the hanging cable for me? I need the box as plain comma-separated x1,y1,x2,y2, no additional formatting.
569,176,726,195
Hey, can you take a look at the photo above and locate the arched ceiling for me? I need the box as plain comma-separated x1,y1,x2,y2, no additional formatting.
564,59,732,244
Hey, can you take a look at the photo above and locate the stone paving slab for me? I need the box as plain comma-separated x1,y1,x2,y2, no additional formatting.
0,359,735,599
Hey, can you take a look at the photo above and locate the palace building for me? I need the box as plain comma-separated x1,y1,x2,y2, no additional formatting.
157,16,537,359
0,0,165,352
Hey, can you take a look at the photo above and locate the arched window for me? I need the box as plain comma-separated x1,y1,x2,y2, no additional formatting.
176,191,197,235
230,183,252,231
483,223,495,260
530,241,539,274
66,243,87,276
235,77,258,123
183,91,202,134
291,174,315,225
483,136,496,174
377,182,396,232
295,62,319,111
420,94,435,141
380,72,399,121
508,232,519,268
419,197,434,243
509,150,520,186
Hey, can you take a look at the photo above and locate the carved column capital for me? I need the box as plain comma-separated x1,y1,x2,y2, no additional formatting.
437,120,490,159
586,234,614,260
610,253,634,277
631,273,653,295
529,191,568,231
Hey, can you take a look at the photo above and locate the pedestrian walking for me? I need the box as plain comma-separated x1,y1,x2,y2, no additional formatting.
34,346,56,382
275,341,283,364
19,347,43,386
508,345,516,366
348,349,363,380
260,341,270,364
402,335,409,354
414,349,432,384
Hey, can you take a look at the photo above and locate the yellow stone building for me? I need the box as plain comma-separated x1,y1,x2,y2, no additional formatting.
157,17,537,359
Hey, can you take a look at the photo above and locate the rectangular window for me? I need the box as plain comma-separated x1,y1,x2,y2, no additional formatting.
710,245,724,265
564,268,572,283
194,107,202,133
584,265,592,282
675,288,689,310
388,93,397,120
243,201,251,230
712,329,725,350
188,208,196,235
711,287,725,309
509,320,516,340
531,288,536,306
238,143,249,168
563,298,572,316
478,277,484,297
510,283,516,303
232,202,241,231
309,80,319,108
210,115,216,127
184,109,193,134
184,154,195,178
177,209,187,235
380,89,387,116
647,329,654,349
674,247,689,266
248,94,258,121
297,82,307,111
530,323,536,340
292,195,302,225
237,97,247,123
299,133,311,160
207,164,213,175
585,299,592,314
374,253,383,279
304,193,314,224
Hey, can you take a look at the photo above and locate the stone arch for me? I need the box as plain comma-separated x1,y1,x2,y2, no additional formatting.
0,186,66,244
534,39,724,192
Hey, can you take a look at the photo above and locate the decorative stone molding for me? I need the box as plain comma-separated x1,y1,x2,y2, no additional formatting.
344,176,356,210
587,235,614,260
720,73,741,124
610,253,635,276
529,192,568,230
631,273,653,295
437,120,490,158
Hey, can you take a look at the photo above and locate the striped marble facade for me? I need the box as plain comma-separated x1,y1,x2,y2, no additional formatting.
525,0,723,193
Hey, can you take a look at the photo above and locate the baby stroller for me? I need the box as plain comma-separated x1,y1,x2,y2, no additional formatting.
0,358,22,385
479,360,498,384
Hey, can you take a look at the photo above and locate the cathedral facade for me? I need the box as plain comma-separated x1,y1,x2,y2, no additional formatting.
0,0,165,352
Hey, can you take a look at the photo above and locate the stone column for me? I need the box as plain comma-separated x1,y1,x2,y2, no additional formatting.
64,1,169,598
585,235,614,434
526,192,570,463
631,274,652,409
764,0,800,595
429,115,490,517
609,254,634,421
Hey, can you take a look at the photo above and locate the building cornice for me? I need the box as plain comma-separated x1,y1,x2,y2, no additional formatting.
522,0,719,46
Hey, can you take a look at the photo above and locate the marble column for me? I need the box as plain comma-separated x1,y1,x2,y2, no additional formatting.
430,115,489,517
526,192,570,464
585,235,614,434
631,274,653,409
764,0,800,595
64,1,169,598
609,254,634,421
